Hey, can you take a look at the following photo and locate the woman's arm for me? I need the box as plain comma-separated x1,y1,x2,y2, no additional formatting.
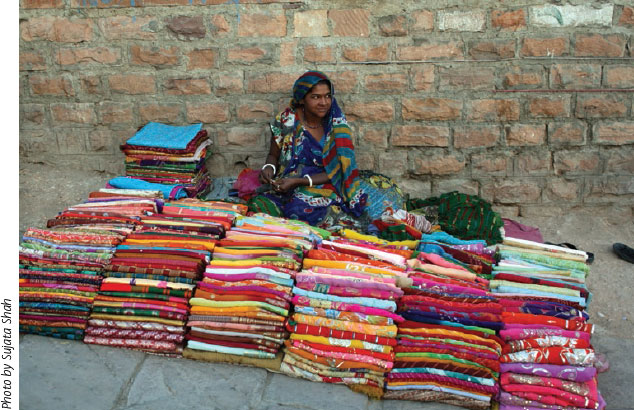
272,172,330,193
259,133,280,184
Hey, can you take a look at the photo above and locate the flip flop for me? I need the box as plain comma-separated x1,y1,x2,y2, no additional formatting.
613,243,634,264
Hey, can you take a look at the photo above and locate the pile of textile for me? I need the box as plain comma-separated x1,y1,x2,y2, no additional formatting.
184,213,315,370
384,233,502,409
281,229,413,398
83,199,233,355
19,222,128,340
119,122,212,198
491,238,605,410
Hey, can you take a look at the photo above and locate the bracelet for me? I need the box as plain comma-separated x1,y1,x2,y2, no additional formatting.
304,174,313,187
262,163,276,175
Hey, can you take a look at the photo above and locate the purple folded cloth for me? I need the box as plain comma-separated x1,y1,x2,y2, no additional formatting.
499,390,606,410
503,218,544,243
500,363,597,382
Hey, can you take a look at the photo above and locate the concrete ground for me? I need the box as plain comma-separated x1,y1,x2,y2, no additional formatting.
18,163,634,410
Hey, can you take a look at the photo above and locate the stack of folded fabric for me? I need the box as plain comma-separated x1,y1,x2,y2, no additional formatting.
120,122,212,198
281,233,413,398
19,226,127,340
491,237,605,409
384,247,503,409
83,200,236,356
184,213,318,370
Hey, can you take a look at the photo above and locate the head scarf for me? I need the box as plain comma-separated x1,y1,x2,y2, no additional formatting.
289,70,363,209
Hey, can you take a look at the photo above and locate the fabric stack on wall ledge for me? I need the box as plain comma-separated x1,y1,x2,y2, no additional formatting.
83,199,232,356
491,238,605,409
184,213,317,370
384,238,502,409
119,122,212,198
280,233,412,398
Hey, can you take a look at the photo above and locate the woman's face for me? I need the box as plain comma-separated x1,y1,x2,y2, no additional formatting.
302,83,332,119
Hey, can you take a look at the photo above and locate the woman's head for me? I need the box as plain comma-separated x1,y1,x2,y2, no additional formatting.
290,71,334,110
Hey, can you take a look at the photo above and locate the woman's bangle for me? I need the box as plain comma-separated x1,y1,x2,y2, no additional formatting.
304,174,313,187
262,163,276,175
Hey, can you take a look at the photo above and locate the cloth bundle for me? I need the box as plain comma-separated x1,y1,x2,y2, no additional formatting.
184,214,316,367
120,122,213,198
281,237,410,398
492,237,605,409
19,226,127,339
384,246,503,409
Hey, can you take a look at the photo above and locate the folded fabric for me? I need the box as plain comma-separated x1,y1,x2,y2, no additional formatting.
108,177,187,200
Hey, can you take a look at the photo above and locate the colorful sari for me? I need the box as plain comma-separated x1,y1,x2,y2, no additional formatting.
249,71,367,232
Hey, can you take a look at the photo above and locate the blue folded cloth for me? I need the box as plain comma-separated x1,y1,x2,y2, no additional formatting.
125,122,203,149
108,177,187,200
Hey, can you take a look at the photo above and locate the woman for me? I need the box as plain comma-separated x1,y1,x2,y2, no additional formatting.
250,70,368,232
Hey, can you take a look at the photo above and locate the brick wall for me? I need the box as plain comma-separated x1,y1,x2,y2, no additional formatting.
19,0,634,216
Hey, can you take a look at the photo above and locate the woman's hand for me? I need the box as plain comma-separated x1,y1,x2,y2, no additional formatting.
272,177,303,193
259,166,275,184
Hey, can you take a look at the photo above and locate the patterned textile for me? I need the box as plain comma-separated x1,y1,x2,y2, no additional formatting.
357,171,405,220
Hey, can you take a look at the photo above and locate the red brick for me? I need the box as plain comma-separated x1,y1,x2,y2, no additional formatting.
398,179,432,199
358,126,389,149
605,149,634,173
21,16,93,43
492,205,520,219
109,74,156,94
550,64,601,89
554,151,600,175
247,72,296,94
413,154,465,175
355,151,376,171
379,15,407,37
29,75,74,96
211,15,231,35
58,47,121,66
186,102,230,123
364,73,408,92
227,46,270,63
505,124,546,146
454,126,500,148
527,96,571,118
20,51,47,71
520,37,568,56
516,150,552,175
98,16,158,40
139,103,182,123
467,99,520,122
303,45,334,63
584,177,634,202
166,16,205,39
215,73,244,95
438,66,495,91
56,129,87,155
330,9,370,37
342,44,389,62
326,71,358,94
411,66,435,91
20,104,47,128
471,153,510,175
593,122,634,145
165,78,211,95
482,179,541,204
378,150,408,177
131,45,180,66
503,66,544,89
187,49,216,70
411,10,434,31
219,127,263,149
574,34,626,57
21,0,63,7
491,9,526,30
280,41,297,66
618,6,634,26
238,13,286,37
392,125,449,147
236,101,274,121
86,130,118,154
403,98,461,121
576,95,628,118
436,179,479,196
545,179,580,202
20,129,57,156
80,76,101,94
397,41,463,60
604,66,634,88
468,40,515,60
345,101,394,123
548,122,586,145
51,103,95,124
293,10,328,37
98,102,134,125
